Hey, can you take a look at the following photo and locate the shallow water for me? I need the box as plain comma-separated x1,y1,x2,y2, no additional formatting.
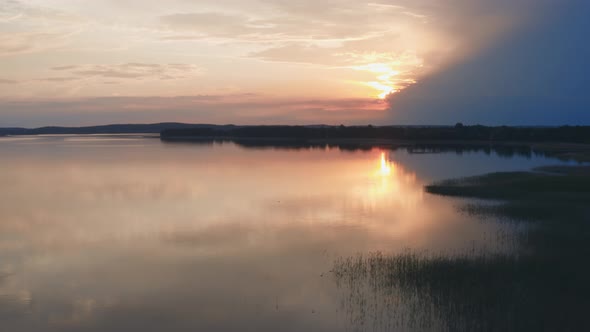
0,136,577,331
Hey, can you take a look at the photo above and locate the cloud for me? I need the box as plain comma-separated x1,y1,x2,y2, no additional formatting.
160,12,249,37
2,0,586,126
158,35,211,41
50,63,202,80
158,1,425,43
155,1,526,100
37,77,79,82
250,43,424,96
51,65,77,71
0,95,387,127
385,0,590,125
0,0,82,23
0,31,73,56
0,1,87,56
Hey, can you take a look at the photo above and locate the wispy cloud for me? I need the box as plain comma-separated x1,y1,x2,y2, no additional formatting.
0,78,18,84
0,0,83,23
0,0,86,56
50,63,202,80
36,77,79,82
157,1,423,43
0,31,74,56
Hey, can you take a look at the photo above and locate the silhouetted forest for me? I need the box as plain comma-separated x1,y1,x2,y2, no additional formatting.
161,124,590,143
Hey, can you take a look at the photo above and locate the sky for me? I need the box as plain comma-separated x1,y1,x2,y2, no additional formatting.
0,0,588,127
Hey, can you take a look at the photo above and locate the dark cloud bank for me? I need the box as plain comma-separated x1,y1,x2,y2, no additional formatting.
386,0,590,125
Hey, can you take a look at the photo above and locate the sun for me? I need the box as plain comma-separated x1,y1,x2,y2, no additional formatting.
367,82,397,99
352,62,401,99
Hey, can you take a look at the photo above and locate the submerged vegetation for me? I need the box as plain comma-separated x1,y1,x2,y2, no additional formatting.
333,165,590,331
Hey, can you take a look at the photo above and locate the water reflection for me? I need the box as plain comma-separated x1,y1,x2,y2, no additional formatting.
0,136,576,332
379,152,392,176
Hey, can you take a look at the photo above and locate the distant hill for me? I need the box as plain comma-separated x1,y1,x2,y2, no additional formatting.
0,123,237,136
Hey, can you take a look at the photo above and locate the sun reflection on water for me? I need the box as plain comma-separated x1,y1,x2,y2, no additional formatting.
379,152,392,176
356,150,421,213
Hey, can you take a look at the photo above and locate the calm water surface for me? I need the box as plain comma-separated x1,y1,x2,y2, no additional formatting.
0,136,577,331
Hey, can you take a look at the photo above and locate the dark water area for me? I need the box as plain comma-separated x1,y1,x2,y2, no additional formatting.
0,135,583,331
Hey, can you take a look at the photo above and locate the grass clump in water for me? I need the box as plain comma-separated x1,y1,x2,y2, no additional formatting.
425,166,590,222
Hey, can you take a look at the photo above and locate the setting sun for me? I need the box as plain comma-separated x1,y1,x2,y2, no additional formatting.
367,82,397,99
352,62,408,98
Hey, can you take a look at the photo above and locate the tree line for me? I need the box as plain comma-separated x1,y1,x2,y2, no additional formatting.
160,124,590,144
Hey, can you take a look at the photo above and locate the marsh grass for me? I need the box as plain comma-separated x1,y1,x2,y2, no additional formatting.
333,166,590,331
333,249,590,332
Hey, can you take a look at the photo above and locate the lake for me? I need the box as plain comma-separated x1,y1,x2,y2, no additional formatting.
0,135,580,331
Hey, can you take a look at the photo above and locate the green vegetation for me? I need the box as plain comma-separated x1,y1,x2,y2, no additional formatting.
332,166,590,331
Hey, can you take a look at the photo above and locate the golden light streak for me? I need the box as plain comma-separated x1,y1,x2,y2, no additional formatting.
347,52,423,99
379,152,392,176
352,62,403,99
366,81,397,99
360,150,421,212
